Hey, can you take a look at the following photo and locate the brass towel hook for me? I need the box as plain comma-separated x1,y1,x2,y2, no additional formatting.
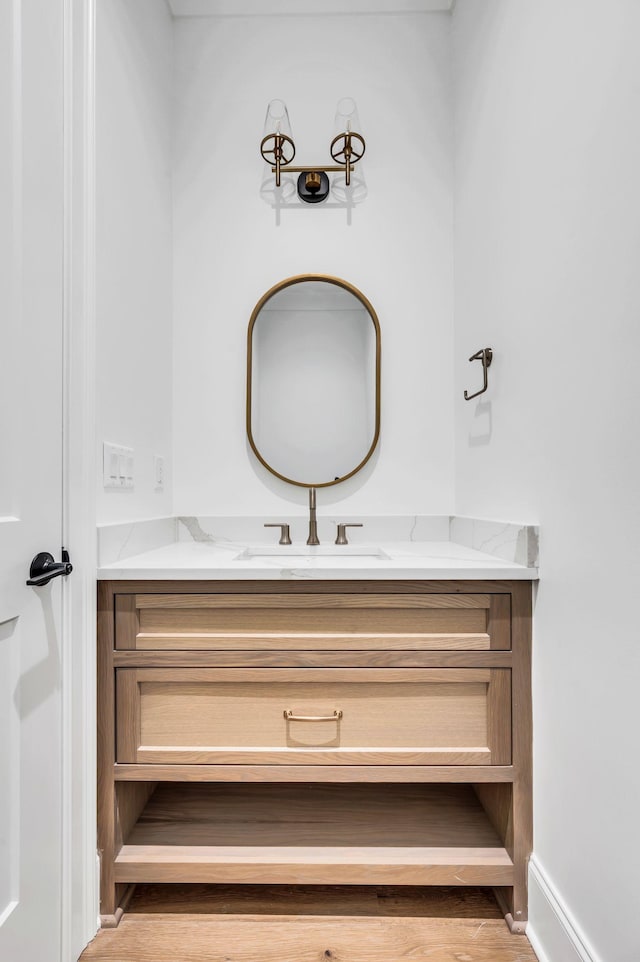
464,347,493,401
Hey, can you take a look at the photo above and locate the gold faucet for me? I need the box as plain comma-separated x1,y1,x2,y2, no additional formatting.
306,487,320,545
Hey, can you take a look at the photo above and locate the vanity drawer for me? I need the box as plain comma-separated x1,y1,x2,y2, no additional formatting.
115,592,511,651
115,667,511,766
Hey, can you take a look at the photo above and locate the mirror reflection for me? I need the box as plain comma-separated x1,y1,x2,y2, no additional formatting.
247,276,380,488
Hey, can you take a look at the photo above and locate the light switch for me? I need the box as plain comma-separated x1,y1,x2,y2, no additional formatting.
103,442,134,489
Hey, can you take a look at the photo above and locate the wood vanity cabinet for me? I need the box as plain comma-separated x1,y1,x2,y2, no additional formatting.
98,580,532,932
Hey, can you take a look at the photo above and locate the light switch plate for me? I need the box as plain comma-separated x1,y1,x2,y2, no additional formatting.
154,455,165,490
103,442,134,489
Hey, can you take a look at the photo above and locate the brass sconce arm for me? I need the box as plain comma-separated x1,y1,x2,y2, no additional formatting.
464,347,493,401
269,163,355,175
330,130,365,187
260,132,296,187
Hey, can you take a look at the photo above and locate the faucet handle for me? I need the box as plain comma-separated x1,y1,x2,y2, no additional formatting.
264,523,292,546
335,523,363,546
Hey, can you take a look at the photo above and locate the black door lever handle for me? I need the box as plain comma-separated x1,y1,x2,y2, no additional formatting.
27,548,73,587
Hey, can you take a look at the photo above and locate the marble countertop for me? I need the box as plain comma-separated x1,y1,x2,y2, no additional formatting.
97,538,538,581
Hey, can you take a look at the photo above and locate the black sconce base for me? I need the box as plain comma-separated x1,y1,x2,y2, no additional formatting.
297,170,330,204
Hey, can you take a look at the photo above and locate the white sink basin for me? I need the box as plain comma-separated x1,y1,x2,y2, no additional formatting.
235,545,390,561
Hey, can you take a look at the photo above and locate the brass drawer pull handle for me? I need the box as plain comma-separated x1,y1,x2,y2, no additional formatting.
284,709,343,722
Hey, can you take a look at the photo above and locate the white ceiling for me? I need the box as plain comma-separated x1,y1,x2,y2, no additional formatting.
168,0,453,16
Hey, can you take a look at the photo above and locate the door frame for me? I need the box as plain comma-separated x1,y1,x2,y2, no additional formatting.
62,0,99,956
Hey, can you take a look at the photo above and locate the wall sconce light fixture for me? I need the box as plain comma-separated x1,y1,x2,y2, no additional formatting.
260,97,366,205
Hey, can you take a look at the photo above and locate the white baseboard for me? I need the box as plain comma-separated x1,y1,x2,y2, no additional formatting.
527,857,602,962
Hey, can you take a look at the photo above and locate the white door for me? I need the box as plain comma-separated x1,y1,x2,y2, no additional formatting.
0,1,66,960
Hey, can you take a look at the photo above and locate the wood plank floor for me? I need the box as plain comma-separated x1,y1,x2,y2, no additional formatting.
79,885,539,962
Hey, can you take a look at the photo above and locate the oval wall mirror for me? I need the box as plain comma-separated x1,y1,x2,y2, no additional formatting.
247,275,381,488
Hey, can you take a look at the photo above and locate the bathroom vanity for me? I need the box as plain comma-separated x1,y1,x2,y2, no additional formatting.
97,541,534,934
96,277,535,934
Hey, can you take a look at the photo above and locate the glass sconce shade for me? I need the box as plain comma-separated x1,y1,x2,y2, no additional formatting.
260,99,297,201
263,98,293,140
334,96,360,135
330,97,367,203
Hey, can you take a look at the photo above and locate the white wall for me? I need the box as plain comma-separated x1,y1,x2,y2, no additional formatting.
453,3,640,960
96,0,174,523
172,12,454,515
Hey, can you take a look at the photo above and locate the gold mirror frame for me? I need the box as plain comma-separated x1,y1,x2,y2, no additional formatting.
247,274,381,488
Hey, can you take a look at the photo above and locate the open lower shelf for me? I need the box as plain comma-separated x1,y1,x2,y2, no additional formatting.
114,783,513,886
